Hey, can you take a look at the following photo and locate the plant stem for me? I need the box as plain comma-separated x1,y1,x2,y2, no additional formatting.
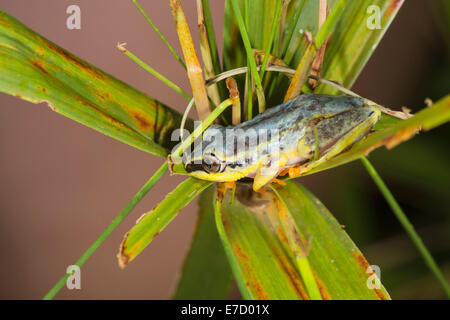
361,156,450,298
230,0,266,113
246,66,253,120
214,199,252,299
296,257,322,300
132,0,187,70
270,185,322,300
259,0,283,80
43,162,169,300
117,44,191,101
174,98,233,159
201,0,222,77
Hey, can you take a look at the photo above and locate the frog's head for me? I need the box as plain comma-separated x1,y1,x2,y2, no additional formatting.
183,125,259,182
296,95,381,160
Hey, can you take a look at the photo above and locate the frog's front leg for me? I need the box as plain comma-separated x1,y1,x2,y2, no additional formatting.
253,154,288,191
290,106,380,178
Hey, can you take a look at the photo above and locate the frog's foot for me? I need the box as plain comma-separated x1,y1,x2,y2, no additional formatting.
288,163,310,179
272,178,286,186
223,181,236,189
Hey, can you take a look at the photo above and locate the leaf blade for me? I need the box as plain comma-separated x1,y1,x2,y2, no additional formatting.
173,186,233,300
215,185,309,300
0,10,188,157
272,180,391,299
118,178,212,268
316,0,405,93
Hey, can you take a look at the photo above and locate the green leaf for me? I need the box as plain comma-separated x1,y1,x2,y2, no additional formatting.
272,181,391,299
118,178,212,267
215,182,390,299
173,186,233,300
223,1,404,105
214,185,308,299
0,10,189,158
316,0,404,93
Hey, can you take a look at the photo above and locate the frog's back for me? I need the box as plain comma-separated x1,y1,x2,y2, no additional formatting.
233,93,365,133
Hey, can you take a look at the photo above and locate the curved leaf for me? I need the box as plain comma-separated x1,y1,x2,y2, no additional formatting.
215,181,390,299
215,185,309,300
173,186,233,300
223,1,404,104
272,181,390,299
0,10,190,157
118,178,211,268
317,0,405,94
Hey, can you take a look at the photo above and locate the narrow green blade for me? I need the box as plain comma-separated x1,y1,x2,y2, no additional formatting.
173,186,233,300
215,186,308,299
215,182,390,299
118,178,212,267
316,0,404,93
0,10,190,157
272,181,390,299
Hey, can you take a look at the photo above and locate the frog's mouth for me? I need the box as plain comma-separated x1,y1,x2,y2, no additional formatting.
185,162,205,173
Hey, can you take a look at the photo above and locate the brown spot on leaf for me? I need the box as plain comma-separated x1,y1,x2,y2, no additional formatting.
45,41,107,81
352,251,371,271
133,113,151,130
152,231,161,241
74,96,126,129
117,232,131,269
383,126,420,149
385,0,404,18
0,17,11,28
232,244,270,299
315,275,331,300
31,59,49,75
36,85,47,93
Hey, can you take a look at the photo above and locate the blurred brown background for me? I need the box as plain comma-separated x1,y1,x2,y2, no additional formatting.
0,0,448,299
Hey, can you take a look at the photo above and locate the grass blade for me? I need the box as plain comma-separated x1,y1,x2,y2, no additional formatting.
118,178,212,267
230,0,266,113
284,0,346,101
170,0,211,120
117,43,191,101
271,181,390,299
173,186,233,299
201,0,222,75
270,186,322,299
214,186,308,299
197,0,221,106
259,0,283,79
361,157,450,298
316,0,405,94
132,0,187,70
43,162,169,299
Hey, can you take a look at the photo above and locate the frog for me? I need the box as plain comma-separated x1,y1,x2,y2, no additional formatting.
182,93,380,191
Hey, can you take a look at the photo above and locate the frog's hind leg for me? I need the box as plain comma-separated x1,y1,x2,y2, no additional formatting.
308,75,412,120
289,107,380,178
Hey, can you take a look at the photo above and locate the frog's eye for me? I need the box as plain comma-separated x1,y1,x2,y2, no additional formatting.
202,153,225,173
